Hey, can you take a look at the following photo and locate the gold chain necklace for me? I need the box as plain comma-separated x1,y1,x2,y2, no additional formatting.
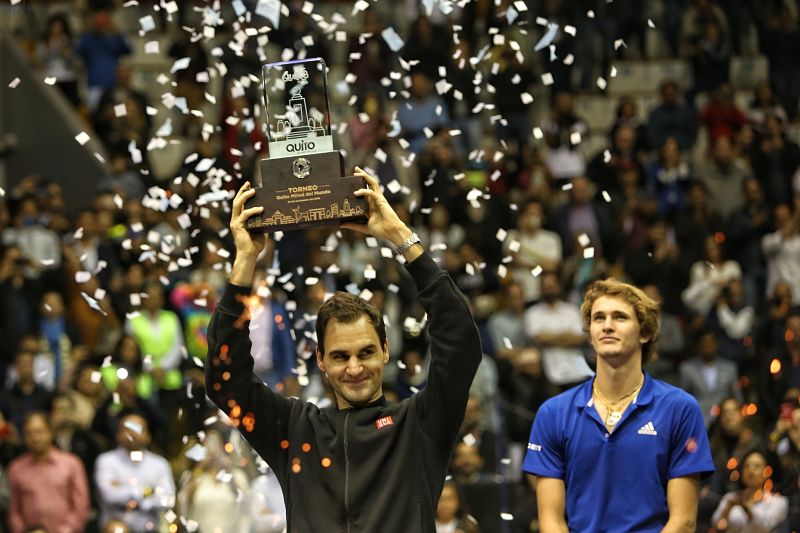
593,379,643,429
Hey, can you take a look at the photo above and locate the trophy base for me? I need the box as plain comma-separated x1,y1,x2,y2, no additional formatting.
245,151,369,233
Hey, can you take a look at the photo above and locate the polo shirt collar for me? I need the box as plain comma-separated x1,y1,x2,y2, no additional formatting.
572,372,654,407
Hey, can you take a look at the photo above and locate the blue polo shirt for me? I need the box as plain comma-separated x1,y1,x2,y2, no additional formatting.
523,373,714,532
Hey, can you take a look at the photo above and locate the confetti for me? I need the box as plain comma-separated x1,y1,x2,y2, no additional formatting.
144,40,159,54
541,73,554,86
75,131,90,146
255,0,281,28
534,23,560,51
381,27,405,52
113,103,127,117
602,190,612,203
139,15,156,33
8,77,20,89
583,247,595,259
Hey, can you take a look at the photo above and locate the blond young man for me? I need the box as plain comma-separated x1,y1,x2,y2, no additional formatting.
523,279,714,532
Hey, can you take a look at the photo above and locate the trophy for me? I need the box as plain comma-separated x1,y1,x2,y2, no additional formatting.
245,58,368,233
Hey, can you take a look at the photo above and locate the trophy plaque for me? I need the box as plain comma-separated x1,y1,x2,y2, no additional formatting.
245,58,368,233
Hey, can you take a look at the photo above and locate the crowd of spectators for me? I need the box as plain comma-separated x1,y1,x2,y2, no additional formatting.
2,0,800,531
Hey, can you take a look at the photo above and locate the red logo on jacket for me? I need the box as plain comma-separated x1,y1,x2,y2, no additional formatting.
375,416,394,429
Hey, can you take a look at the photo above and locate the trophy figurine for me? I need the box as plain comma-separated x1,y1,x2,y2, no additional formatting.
245,58,368,232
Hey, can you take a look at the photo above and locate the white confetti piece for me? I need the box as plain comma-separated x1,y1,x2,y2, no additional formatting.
563,54,575,65
531,265,543,277
75,131,90,146
603,149,612,163
506,5,519,24
501,513,514,521
614,39,626,50
144,40,159,54
44,76,56,85
562,182,573,191
496,228,508,241
91,371,102,384
514,1,528,11
381,27,405,52
587,10,595,18
139,15,155,33
533,127,543,139
570,132,582,144
113,103,127,117
596,77,607,90
255,0,281,28
534,23,559,51
130,450,144,462
541,72,554,86
583,247,595,259
578,233,591,247
124,419,143,434
75,271,91,283
602,190,612,203
521,92,534,104
185,443,207,462
648,18,656,28
564,25,577,36
170,57,191,73
8,77,20,89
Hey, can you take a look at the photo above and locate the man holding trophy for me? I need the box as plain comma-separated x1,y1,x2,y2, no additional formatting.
205,58,483,532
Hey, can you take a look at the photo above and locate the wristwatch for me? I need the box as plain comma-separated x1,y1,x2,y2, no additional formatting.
395,232,421,256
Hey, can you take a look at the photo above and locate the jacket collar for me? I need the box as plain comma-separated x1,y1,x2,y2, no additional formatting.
334,395,387,411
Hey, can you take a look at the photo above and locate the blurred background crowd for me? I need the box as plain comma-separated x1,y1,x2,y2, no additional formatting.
0,0,800,531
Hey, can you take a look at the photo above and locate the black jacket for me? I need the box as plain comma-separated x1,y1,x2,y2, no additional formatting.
205,252,482,532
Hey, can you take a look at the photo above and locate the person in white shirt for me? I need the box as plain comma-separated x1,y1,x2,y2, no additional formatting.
94,413,175,532
712,450,788,532
524,271,593,386
762,204,800,306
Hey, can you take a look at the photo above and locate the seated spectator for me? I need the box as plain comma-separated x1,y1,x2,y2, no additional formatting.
0,245,39,377
696,136,750,219
641,284,685,379
68,364,106,431
706,279,755,364
680,0,730,59
101,334,155,401
675,180,724,268
491,45,535,155
679,330,742,425
711,450,788,532
450,441,490,485
35,14,81,108
543,92,588,180
50,395,100,488
397,71,450,157
503,201,562,303
94,414,175,532
761,313,800,422
486,282,528,360
647,80,698,153
688,19,731,99
435,480,480,533
523,272,593,387
8,412,89,533
1,351,53,430
551,176,613,260
93,63,151,153
609,95,649,156
762,204,800,307
177,429,251,532
682,236,742,318
700,84,745,148
727,177,770,305
458,396,498,474
91,378,165,453
748,82,789,132
646,137,693,221
752,114,800,208
587,125,645,197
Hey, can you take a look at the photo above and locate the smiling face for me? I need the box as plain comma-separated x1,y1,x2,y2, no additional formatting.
589,296,649,363
317,316,389,409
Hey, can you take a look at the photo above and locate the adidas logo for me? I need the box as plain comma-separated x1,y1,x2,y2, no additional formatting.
638,421,658,436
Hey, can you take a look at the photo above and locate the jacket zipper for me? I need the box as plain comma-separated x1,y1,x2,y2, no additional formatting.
344,410,351,533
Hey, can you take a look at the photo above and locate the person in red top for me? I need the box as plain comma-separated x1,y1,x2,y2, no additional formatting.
7,412,89,533
700,83,747,147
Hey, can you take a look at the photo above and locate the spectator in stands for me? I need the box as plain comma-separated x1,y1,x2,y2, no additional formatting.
707,278,755,363
680,0,730,58
445,39,483,156
748,81,789,132
435,480,480,533
1,351,52,430
728,177,770,304
646,136,693,221
34,292,72,391
679,330,742,425
711,449,788,532
487,282,528,361
647,80,698,153
220,82,267,178
91,377,165,453
490,45,535,155
397,70,451,157
2,194,62,277
402,15,451,80
36,14,82,108
587,125,645,196
761,313,800,422
624,218,686,314
762,203,800,307
675,180,724,268
752,114,800,208
348,87,389,160
415,135,463,214
682,235,743,318
93,63,151,154
700,84,747,148
753,3,800,121
101,334,154,401
49,394,100,488
697,137,751,218
8,412,89,533
503,201,562,304
177,429,252,532
95,413,175,532
76,11,131,111
68,364,104,431
167,32,208,119
0,244,38,378
609,95,649,156
687,17,731,100
642,284,685,370
524,271,593,387
551,176,613,259
450,441,489,484
543,92,588,180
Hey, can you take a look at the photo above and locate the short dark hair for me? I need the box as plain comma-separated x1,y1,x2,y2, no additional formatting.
22,411,51,431
315,292,386,356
